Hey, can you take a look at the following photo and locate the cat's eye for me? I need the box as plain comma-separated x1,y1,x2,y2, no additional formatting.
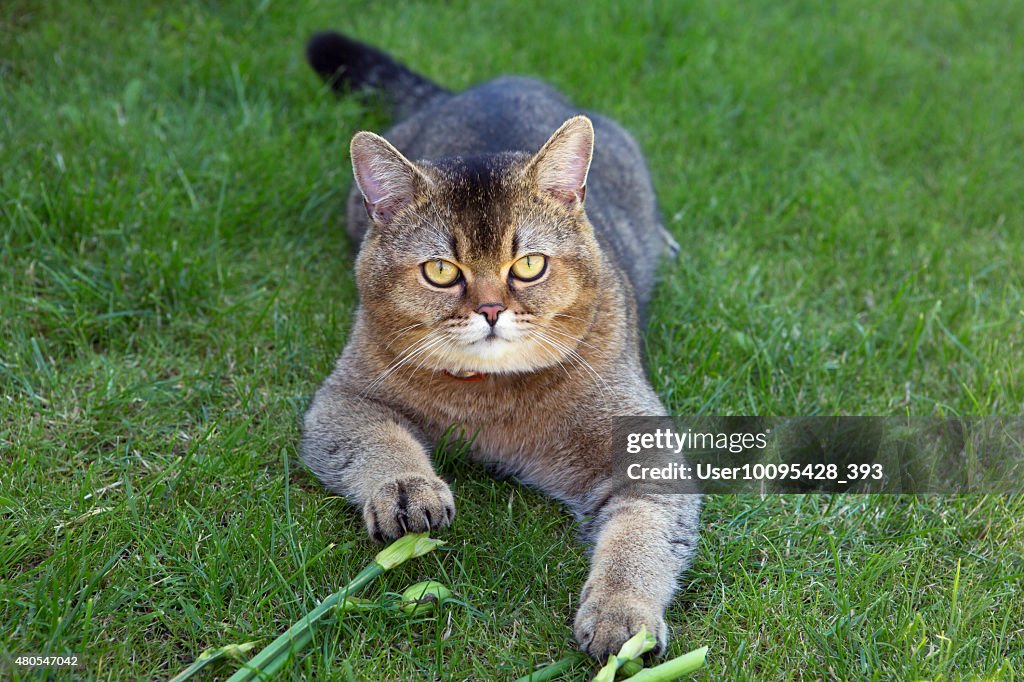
510,254,547,282
421,259,461,287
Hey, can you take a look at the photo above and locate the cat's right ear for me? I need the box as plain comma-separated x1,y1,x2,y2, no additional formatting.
526,116,594,209
350,132,429,225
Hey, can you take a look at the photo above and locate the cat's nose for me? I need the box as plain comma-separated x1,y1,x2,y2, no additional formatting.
476,303,506,327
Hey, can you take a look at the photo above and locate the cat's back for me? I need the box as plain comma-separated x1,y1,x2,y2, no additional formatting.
384,77,658,213
347,75,671,311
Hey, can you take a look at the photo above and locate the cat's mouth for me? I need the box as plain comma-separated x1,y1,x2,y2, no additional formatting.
432,318,556,374
469,334,512,348
468,324,516,345
444,333,524,370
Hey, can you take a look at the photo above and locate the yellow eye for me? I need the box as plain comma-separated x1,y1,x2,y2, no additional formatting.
421,259,461,287
510,254,547,282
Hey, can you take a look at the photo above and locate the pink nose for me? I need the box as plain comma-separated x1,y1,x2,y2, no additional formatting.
476,303,506,326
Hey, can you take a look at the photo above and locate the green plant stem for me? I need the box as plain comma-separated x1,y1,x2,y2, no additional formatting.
619,659,644,677
226,561,385,681
250,628,314,680
623,646,708,681
223,532,443,681
512,652,589,682
168,642,258,682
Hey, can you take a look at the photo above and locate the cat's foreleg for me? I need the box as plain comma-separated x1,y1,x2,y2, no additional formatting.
573,492,701,659
301,380,454,541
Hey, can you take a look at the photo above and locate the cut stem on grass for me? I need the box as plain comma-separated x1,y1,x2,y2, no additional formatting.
219,533,443,681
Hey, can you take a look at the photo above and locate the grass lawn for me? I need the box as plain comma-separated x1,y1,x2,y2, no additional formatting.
2,0,1022,679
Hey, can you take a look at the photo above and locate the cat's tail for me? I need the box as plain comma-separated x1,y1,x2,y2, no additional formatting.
306,31,450,118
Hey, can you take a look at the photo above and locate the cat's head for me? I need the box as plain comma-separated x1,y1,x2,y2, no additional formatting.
351,116,604,376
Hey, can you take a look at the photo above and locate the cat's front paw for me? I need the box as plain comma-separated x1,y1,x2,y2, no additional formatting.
362,475,455,542
573,587,667,660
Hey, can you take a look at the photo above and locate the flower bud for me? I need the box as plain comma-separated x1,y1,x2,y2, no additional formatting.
399,580,452,615
374,533,444,570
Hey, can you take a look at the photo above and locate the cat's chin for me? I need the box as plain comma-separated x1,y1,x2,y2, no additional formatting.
440,337,557,375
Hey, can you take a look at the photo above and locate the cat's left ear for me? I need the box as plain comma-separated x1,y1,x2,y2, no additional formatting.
527,115,594,208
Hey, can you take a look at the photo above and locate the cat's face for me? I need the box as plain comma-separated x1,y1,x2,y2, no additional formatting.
351,117,603,376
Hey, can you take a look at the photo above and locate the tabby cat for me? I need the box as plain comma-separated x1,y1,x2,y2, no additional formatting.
301,31,702,659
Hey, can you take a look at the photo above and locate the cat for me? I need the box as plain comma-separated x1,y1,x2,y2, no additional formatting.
300,31,702,660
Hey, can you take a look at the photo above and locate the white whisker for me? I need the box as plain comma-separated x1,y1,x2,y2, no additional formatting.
382,322,424,351
361,331,446,397
527,331,573,380
402,331,458,387
531,327,609,396
542,324,604,353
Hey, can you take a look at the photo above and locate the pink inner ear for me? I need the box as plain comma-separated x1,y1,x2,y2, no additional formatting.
351,134,419,224
353,156,387,206
535,118,594,206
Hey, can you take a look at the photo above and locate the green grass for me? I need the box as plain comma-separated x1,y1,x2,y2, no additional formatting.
1,0,1022,679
